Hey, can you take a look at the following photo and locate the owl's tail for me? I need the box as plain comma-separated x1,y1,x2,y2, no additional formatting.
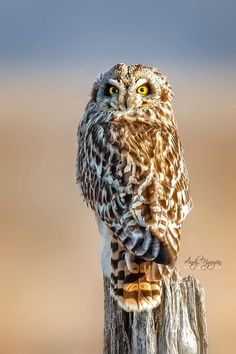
110,239,171,312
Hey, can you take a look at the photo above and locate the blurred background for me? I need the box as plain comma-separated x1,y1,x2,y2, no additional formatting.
0,0,235,353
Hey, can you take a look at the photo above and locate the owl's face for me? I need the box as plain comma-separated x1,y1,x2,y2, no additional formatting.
90,63,173,114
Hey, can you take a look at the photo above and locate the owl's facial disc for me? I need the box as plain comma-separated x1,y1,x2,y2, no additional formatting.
103,81,152,111
98,74,162,112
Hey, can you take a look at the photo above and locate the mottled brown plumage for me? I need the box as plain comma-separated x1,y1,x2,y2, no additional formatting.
76,63,192,311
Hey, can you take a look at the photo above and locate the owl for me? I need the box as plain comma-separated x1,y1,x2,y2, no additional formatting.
76,63,193,312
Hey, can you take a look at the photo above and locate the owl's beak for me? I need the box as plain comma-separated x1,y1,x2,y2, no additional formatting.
124,95,136,110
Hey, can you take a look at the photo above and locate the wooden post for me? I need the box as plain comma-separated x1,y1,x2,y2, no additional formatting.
103,268,208,354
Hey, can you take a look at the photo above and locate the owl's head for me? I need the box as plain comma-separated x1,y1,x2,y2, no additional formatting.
89,63,173,113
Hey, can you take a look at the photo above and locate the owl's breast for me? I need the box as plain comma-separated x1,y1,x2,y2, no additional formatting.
109,117,158,179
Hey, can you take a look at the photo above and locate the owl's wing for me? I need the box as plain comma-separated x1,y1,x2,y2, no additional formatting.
77,118,192,265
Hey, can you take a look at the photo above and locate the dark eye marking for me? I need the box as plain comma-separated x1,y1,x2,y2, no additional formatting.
104,84,119,96
136,82,151,96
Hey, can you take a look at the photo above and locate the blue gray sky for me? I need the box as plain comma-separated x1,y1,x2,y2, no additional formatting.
0,0,235,68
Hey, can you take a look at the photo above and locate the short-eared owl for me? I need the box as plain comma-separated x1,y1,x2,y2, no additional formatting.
76,63,192,312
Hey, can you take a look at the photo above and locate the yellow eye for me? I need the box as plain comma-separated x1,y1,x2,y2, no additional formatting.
108,85,118,95
137,84,150,96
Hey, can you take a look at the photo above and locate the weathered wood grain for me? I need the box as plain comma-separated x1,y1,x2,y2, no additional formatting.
103,268,208,354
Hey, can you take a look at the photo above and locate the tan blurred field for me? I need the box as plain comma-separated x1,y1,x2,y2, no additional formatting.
0,66,235,354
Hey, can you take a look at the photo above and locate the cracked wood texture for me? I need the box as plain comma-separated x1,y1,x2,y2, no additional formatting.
103,268,208,354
